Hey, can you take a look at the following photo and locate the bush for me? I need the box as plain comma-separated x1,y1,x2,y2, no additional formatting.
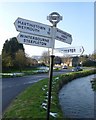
82,59,96,67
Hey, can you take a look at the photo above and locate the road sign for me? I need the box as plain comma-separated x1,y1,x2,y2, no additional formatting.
14,17,52,38
55,28,72,44
55,46,84,55
17,32,53,48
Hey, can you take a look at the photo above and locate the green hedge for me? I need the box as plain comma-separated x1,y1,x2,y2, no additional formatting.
55,69,96,92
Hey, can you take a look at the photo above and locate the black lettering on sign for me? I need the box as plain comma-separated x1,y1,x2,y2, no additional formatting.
33,41,39,45
24,39,26,42
18,25,22,29
18,20,21,24
20,34,24,38
40,42,46,46
57,29,71,38
61,35,67,39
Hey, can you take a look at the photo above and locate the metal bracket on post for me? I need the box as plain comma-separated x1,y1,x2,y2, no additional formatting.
47,12,62,27
46,12,62,120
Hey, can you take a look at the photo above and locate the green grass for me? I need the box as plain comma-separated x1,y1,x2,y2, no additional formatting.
3,77,63,119
4,79,48,118
3,69,96,119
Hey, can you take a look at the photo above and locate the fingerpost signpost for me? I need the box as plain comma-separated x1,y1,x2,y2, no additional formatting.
14,12,72,120
47,12,72,120
47,12,62,120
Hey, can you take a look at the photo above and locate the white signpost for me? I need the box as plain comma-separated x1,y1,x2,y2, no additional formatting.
17,32,52,48
55,46,84,55
14,13,73,120
14,17,52,38
55,28,72,44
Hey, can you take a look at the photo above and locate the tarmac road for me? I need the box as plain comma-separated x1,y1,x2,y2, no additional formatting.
2,69,71,113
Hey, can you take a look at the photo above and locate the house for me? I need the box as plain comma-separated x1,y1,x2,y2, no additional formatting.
61,56,79,67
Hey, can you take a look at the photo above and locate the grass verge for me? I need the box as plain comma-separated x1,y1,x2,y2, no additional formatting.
2,69,96,119
2,68,49,78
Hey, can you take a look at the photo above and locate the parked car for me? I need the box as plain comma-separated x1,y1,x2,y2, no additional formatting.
72,66,83,72
62,65,68,69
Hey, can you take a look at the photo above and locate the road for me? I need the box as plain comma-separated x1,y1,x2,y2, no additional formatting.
2,69,71,113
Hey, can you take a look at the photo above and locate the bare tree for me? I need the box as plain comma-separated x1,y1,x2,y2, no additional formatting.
61,55,72,66
26,57,38,66
41,51,50,65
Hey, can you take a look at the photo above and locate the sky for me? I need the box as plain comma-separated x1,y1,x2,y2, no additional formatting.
0,2,94,57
